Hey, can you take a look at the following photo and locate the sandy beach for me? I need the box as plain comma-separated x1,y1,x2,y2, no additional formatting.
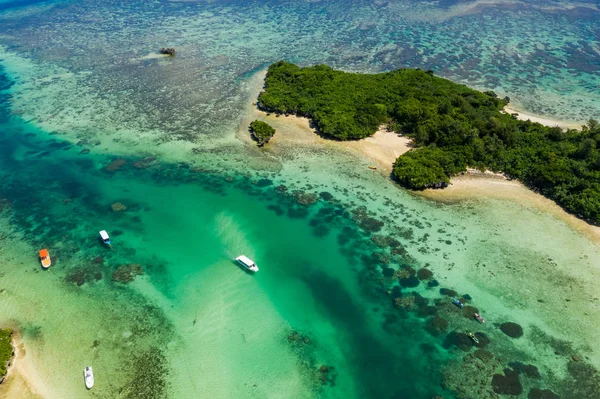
0,330,51,399
503,105,584,130
238,70,413,174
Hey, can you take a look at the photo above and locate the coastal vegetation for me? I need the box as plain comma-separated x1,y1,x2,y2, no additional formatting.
249,120,276,146
258,61,600,223
0,328,13,381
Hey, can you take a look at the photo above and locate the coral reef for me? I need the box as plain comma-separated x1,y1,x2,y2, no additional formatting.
416,268,433,280
287,331,311,347
103,158,127,172
292,190,319,206
499,322,524,338
425,316,449,336
111,202,127,212
528,388,559,399
65,267,102,286
112,264,144,283
491,368,522,395
439,288,457,297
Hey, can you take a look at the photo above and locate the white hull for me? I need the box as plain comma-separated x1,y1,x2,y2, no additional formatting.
84,367,94,389
236,255,259,272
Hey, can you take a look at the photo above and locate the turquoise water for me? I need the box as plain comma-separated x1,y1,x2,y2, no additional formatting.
0,0,600,398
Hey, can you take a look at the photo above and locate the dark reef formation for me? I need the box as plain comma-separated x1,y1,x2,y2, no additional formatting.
499,322,524,338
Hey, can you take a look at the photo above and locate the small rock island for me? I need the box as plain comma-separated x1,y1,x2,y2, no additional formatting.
159,47,175,56
258,61,600,224
249,120,276,146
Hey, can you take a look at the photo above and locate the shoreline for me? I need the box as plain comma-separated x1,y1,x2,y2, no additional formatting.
0,329,51,399
419,173,600,243
237,70,413,174
502,105,584,130
239,70,600,243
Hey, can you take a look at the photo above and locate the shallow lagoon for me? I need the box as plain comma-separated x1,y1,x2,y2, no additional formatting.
0,0,600,398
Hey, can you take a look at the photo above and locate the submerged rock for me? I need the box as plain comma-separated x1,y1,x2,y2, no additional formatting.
499,322,524,338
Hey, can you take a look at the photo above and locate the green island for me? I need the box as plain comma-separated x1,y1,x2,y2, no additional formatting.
258,61,600,224
0,328,13,382
249,120,276,146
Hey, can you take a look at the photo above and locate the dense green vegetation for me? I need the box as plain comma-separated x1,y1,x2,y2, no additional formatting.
249,120,276,146
259,61,600,223
0,328,13,378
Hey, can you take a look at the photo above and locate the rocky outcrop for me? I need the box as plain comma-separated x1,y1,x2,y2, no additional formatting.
159,48,175,56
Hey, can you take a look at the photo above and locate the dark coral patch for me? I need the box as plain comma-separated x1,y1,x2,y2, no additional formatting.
416,268,433,280
425,316,448,336
381,267,395,277
509,361,541,379
319,191,334,201
499,322,524,338
528,388,559,399
443,331,475,352
399,276,420,288
439,288,457,297
492,368,522,396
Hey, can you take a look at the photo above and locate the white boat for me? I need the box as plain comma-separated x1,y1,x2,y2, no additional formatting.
84,366,94,389
236,255,259,272
99,230,111,245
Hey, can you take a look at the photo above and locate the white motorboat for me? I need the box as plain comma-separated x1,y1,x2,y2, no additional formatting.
236,255,259,272
84,366,94,389
99,230,111,245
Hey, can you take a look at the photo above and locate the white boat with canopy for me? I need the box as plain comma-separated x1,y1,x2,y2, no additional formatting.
99,230,110,245
236,255,259,272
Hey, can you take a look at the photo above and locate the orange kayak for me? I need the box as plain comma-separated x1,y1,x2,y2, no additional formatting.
368,165,377,170
39,249,51,269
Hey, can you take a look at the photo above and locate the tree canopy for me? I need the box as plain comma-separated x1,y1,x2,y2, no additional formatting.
249,120,276,146
259,61,600,224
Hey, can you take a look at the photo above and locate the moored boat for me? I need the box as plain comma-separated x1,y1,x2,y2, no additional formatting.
474,313,485,323
467,332,479,345
368,165,377,170
39,249,51,269
236,255,259,272
452,298,464,309
99,230,111,245
84,366,94,389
